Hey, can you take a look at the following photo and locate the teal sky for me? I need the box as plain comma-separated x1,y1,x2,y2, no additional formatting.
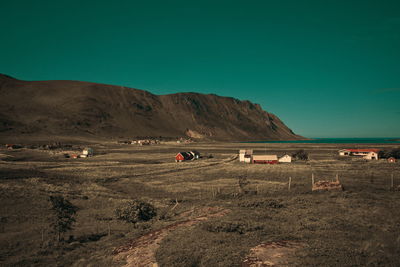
1,0,399,138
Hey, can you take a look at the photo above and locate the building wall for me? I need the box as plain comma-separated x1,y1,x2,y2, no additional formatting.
364,152,378,160
279,156,292,162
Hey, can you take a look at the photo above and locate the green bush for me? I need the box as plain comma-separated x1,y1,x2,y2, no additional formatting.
115,200,156,224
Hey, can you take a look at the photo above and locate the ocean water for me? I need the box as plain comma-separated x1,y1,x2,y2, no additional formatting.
246,138,400,144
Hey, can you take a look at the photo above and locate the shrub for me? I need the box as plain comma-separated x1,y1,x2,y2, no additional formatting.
238,199,284,209
201,221,263,234
292,149,309,160
49,195,78,241
115,200,156,224
378,148,400,159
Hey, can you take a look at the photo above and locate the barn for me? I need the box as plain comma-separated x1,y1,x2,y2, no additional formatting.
252,155,278,164
175,152,194,162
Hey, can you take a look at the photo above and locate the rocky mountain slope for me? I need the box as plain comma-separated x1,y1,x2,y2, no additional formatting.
0,74,302,141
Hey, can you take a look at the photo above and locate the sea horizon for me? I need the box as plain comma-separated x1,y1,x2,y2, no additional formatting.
246,137,400,144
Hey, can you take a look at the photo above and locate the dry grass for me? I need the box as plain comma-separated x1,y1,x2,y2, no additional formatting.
0,141,400,266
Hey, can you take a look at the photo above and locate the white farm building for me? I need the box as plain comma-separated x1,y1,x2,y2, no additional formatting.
278,154,292,163
239,149,253,163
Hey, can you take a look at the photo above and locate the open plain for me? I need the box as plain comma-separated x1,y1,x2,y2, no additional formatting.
1,140,399,266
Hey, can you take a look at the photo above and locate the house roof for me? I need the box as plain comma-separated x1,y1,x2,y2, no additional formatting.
340,149,380,153
253,155,278,161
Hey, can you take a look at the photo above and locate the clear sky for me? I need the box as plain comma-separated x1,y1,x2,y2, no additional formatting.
1,0,399,138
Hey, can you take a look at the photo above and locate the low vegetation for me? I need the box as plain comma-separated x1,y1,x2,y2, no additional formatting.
379,147,400,159
114,200,157,224
0,141,399,266
292,149,309,160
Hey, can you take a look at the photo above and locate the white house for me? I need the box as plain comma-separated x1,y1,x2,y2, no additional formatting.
364,151,379,160
82,147,94,157
239,149,253,162
278,154,292,163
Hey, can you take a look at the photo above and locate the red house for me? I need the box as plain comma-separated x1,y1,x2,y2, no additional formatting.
175,152,194,162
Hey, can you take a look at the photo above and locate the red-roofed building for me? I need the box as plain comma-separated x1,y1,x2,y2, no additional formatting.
338,149,380,160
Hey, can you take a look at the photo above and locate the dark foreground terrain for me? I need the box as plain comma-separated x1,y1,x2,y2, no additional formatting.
1,140,399,266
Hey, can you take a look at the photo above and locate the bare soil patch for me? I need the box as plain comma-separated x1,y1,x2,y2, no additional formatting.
113,207,230,267
242,241,304,267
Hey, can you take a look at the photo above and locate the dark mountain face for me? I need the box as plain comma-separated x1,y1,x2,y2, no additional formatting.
0,74,302,141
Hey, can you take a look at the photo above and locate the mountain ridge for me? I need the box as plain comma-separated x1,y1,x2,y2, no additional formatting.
0,74,303,141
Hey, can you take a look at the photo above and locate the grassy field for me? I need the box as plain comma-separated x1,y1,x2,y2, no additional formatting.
0,141,399,266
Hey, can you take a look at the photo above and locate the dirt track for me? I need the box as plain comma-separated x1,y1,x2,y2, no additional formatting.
113,207,230,267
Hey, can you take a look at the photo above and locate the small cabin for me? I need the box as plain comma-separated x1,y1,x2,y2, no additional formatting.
239,149,253,162
388,157,396,163
278,154,292,163
338,149,380,160
252,155,278,164
175,152,194,162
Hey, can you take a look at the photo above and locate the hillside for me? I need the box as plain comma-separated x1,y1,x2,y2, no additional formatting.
0,74,302,141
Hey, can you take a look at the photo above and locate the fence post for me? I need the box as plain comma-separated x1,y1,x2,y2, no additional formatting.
288,177,292,191
391,173,394,189
312,173,314,185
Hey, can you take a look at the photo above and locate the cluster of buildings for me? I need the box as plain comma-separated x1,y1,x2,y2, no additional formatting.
239,149,292,164
238,148,397,164
118,139,160,145
5,144,23,150
131,139,160,145
338,149,380,160
338,148,396,162
176,138,194,144
65,147,94,159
